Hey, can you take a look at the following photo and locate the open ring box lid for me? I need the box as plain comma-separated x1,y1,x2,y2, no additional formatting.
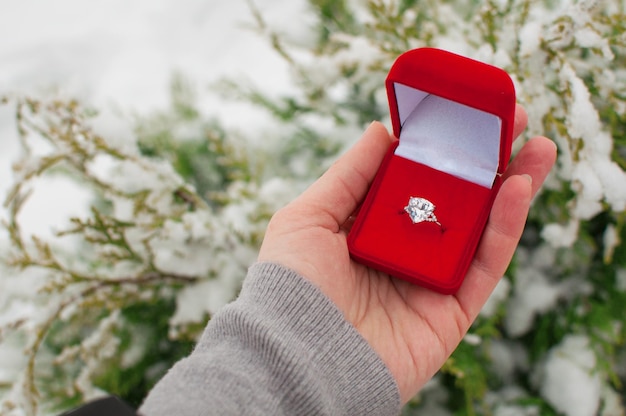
347,48,516,294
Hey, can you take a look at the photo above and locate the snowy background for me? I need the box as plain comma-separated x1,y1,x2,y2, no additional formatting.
0,0,307,236
0,0,306,407
1,1,625,414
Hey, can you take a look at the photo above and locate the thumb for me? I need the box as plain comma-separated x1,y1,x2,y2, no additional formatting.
295,122,394,229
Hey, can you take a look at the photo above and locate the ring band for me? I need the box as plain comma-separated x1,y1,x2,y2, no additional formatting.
404,196,442,227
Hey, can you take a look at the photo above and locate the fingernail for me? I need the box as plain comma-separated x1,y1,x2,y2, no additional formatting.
522,174,532,185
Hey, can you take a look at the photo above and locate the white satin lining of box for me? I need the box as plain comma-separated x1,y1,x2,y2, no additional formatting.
393,83,502,189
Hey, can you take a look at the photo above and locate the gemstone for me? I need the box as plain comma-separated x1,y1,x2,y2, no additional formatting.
404,197,437,224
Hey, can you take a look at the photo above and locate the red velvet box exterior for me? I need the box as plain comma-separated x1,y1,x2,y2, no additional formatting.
347,48,516,294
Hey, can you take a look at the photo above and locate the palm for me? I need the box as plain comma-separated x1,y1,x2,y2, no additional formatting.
258,114,556,402
261,214,472,401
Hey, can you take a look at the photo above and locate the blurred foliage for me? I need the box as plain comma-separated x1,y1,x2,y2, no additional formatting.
239,0,626,414
134,73,253,206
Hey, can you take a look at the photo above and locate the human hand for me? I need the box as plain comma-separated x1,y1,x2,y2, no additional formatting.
257,107,557,403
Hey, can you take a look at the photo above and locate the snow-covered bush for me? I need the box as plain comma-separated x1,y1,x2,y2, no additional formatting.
0,92,297,414
1,0,626,414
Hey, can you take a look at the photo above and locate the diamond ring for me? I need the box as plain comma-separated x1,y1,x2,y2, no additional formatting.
404,196,442,227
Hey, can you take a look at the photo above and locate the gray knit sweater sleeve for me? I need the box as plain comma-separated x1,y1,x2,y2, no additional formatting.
139,262,400,416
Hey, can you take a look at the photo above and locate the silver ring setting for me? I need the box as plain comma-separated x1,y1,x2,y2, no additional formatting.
404,196,441,227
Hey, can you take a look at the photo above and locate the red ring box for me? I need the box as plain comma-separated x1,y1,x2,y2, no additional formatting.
347,48,516,294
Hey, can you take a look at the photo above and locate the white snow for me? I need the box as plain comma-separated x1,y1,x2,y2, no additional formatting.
541,219,580,248
539,335,601,416
603,224,620,263
518,21,542,57
503,245,575,338
504,265,561,337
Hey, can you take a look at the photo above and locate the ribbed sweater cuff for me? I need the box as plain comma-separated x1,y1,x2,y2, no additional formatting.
141,262,400,416
216,262,401,415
